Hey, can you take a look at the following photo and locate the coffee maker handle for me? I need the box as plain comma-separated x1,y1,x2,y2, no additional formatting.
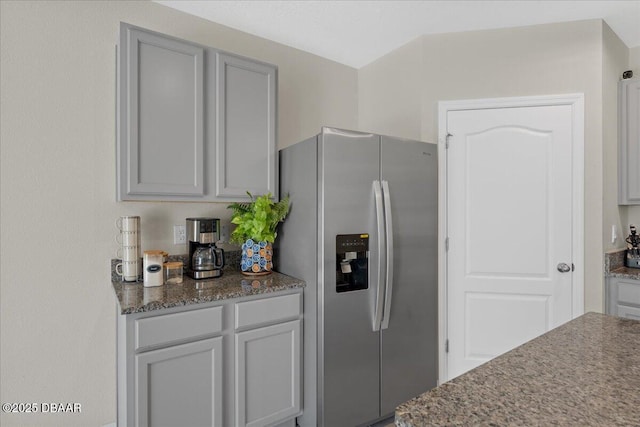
214,248,225,269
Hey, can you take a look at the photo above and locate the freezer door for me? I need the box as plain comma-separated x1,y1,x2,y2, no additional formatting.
319,128,382,427
380,137,438,415
277,137,319,427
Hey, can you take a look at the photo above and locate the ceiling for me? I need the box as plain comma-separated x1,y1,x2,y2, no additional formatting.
156,0,640,68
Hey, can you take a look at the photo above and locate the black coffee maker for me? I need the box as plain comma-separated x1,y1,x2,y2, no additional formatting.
626,225,640,269
186,218,225,279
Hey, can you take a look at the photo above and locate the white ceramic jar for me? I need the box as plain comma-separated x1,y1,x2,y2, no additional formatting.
143,251,164,287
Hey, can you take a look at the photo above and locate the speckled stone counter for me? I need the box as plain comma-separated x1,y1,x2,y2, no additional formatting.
609,266,640,280
605,249,640,280
112,269,305,314
395,312,640,427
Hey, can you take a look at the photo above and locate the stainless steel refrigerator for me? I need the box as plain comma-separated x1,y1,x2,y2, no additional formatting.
277,127,438,427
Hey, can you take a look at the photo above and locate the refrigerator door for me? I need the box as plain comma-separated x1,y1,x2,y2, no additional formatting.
380,137,438,416
319,128,382,427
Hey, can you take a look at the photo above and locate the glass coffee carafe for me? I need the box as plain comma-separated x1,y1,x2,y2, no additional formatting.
191,245,225,271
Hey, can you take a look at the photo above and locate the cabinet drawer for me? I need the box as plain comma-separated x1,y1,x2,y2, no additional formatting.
235,293,301,330
618,280,640,306
135,306,223,350
617,305,640,320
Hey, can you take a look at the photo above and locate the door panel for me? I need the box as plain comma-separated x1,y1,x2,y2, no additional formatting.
380,138,438,415
320,129,381,427
235,320,301,427
465,293,549,358
135,337,222,427
447,105,574,380
216,53,277,198
123,27,204,197
466,127,550,276
619,79,640,204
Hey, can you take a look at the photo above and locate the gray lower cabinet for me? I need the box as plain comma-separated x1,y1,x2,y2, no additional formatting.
117,23,277,202
117,291,302,427
606,276,640,320
234,292,302,427
135,337,223,427
235,321,301,427
618,77,640,205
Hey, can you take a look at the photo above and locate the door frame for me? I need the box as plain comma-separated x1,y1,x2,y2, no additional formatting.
437,94,585,382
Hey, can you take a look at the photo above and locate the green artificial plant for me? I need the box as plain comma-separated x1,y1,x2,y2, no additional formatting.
227,192,290,244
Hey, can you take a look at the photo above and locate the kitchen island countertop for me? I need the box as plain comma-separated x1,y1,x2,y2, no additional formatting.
112,269,305,314
395,312,640,426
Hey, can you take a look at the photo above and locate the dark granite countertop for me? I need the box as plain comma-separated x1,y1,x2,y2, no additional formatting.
112,269,305,314
608,266,640,280
395,312,640,427
605,249,640,280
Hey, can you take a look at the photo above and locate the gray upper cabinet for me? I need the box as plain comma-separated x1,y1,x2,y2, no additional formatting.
216,53,277,199
619,78,640,205
117,23,278,202
117,24,205,200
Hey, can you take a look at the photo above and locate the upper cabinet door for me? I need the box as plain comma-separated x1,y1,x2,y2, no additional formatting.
118,24,205,200
619,78,640,205
117,23,278,202
216,53,277,199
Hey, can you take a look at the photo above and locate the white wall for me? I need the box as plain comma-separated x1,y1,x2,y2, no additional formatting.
359,19,614,313
0,1,357,425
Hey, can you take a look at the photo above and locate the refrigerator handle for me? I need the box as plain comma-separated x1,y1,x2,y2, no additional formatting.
381,180,394,330
373,180,385,332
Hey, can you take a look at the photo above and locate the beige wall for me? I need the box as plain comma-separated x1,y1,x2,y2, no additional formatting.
0,1,357,426
629,46,640,75
359,20,609,313
626,47,640,228
603,23,631,253
358,37,423,140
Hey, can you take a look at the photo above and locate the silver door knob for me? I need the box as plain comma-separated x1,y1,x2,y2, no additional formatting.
557,263,571,273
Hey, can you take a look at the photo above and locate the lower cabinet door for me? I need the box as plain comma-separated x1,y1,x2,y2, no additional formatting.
135,337,223,427
235,320,301,427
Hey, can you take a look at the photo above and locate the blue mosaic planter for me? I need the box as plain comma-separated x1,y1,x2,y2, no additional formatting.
241,239,273,275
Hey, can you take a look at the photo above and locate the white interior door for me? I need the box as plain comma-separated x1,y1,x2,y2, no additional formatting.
443,97,584,380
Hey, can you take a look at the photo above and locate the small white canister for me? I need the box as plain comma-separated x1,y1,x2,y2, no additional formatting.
143,250,164,287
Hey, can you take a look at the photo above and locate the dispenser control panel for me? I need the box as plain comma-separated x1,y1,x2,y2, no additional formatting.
336,234,369,293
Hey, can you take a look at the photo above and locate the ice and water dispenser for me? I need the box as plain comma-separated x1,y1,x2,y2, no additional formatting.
336,234,369,292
